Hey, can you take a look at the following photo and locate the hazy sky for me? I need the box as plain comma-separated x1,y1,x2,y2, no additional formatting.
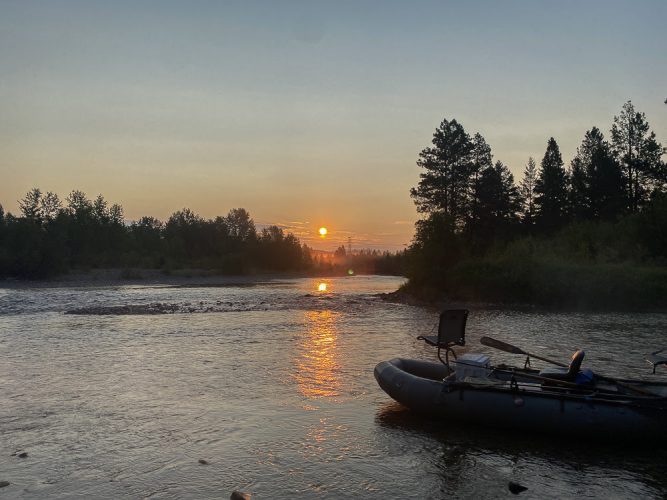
1,1,665,250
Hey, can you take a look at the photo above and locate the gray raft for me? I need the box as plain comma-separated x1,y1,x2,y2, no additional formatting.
374,356,667,441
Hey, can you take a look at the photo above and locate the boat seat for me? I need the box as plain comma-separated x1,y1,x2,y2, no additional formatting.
417,309,468,367
539,350,586,382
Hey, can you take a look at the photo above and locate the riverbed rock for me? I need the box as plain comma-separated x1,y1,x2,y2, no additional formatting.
230,492,250,500
0,481,10,488
508,481,528,494
198,459,208,465
17,452,28,458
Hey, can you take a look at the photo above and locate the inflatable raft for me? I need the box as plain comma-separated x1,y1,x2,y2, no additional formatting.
375,310,667,440
375,356,667,440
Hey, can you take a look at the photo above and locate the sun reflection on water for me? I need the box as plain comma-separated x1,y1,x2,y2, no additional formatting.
294,310,341,399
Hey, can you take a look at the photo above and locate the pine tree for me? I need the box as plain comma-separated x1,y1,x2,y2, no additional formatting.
518,157,537,229
572,127,625,220
535,138,568,232
568,156,589,220
611,101,666,212
589,142,625,221
467,133,493,237
472,161,519,245
410,118,473,228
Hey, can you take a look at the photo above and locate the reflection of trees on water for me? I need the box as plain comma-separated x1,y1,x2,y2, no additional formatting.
374,403,667,498
294,310,341,399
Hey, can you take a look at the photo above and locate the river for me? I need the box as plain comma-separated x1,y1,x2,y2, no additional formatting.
1,275,666,498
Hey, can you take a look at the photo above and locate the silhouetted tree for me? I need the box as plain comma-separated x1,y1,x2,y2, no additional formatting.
40,192,62,222
411,118,473,228
66,190,94,221
611,101,666,212
93,195,110,223
301,244,313,269
19,188,43,223
572,127,625,220
61,191,94,266
109,204,124,224
518,157,537,229
590,151,625,221
258,225,304,271
225,208,256,242
408,211,463,287
471,161,519,246
568,156,588,220
130,216,164,266
165,208,204,263
535,138,568,232
467,133,494,238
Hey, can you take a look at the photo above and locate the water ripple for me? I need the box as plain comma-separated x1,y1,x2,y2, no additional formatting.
1,276,666,498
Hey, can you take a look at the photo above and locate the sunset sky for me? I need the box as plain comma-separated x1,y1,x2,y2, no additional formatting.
1,1,665,250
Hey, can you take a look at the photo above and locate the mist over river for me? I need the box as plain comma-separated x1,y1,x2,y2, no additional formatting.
1,275,666,498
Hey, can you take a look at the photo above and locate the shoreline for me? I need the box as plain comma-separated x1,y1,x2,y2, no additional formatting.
0,268,403,290
378,288,538,312
379,288,667,314
0,268,310,289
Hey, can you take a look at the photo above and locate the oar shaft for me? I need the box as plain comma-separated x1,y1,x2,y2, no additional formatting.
529,353,567,368
481,336,661,398
497,369,580,388
481,336,567,367
492,369,651,398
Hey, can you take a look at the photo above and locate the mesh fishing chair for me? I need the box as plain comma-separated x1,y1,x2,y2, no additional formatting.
417,309,468,367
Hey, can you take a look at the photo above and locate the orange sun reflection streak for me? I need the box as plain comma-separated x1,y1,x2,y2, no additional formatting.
294,310,341,399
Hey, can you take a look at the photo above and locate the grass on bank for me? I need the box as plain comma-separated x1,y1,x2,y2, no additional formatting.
403,221,667,311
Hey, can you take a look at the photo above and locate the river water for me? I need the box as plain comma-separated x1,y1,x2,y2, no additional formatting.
1,275,666,498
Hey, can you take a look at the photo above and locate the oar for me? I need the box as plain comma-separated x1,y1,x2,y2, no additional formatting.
481,336,660,398
491,368,655,399
490,368,626,396
480,336,567,367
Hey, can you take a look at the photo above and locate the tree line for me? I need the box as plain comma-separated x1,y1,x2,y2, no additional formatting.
407,101,667,308
0,190,406,279
0,191,313,278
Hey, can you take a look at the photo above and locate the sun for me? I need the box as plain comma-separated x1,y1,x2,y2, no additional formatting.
318,227,328,237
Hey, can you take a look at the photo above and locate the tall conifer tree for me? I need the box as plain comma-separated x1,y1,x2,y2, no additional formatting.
410,118,473,228
535,138,568,232
467,133,494,237
568,156,589,220
518,157,537,229
571,127,625,220
611,101,666,212
471,161,518,245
